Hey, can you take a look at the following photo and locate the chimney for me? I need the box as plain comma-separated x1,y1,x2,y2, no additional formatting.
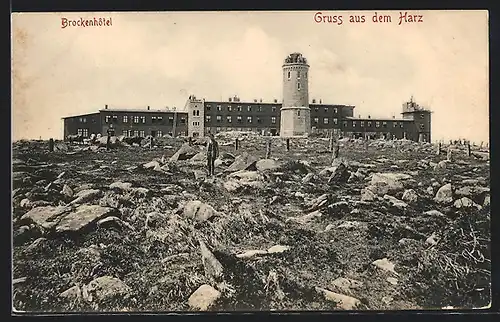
319,99,322,104
368,115,371,119
274,99,278,103
392,115,395,119
260,99,263,103
105,104,108,109
254,99,257,103
147,106,150,110
229,97,232,102
312,99,316,103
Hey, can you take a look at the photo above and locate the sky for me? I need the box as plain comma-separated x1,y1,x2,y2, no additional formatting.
12,10,489,143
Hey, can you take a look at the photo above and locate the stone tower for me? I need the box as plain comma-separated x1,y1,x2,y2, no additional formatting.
280,52,311,137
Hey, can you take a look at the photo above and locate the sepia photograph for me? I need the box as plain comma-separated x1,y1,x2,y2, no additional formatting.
11,10,490,312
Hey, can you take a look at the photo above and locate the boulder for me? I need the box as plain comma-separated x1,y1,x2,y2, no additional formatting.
55,205,117,233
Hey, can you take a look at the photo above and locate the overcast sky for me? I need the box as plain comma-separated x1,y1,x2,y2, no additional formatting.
12,10,488,143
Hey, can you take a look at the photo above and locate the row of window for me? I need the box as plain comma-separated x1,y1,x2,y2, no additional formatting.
205,104,340,114
206,115,277,124
104,115,184,124
77,128,89,137
205,127,275,133
287,71,307,80
121,130,164,137
311,119,406,128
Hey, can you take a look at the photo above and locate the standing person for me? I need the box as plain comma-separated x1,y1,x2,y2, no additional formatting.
106,125,113,151
206,133,219,176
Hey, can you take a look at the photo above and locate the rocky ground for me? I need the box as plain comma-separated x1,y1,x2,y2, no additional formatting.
12,134,491,312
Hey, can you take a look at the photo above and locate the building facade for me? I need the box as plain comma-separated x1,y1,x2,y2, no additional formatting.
62,52,432,143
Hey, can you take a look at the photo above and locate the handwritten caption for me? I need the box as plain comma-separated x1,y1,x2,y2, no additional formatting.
314,11,423,26
61,17,113,29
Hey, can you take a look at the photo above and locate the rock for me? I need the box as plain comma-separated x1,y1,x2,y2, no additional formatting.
483,194,490,207
302,173,316,184
360,188,376,202
109,182,133,191
55,205,117,233
267,245,290,254
306,194,329,212
424,210,446,217
20,198,30,208
190,152,207,162
433,160,448,170
198,239,224,283
21,206,72,230
61,184,74,198
337,221,363,229
315,287,361,310
228,170,262,182
188,284,221,311
383,195,408,209
183,200,218,222
256,159,279,171
236,250,268,259
223,180,241,192
401,189,418,204
60,285,82,300
368,173,411,196
426,186,434,196
327,162,350,183
387,277,398,285
434,183,453,204
169,144,200,162
454,197,481,210
143,161,162,171
97,216,135,231
286,210,322,225
426,232,439,246
372,258,399,276
225,152,258,173
193,170,207,181
71,189,102,205
85,276,131,302
25,237,47,253
330,277,363,295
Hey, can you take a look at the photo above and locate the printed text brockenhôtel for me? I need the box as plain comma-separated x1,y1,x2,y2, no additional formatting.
61,17,113,29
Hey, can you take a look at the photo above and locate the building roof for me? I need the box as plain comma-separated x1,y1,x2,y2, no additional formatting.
61,112,100,119
98,108,186,113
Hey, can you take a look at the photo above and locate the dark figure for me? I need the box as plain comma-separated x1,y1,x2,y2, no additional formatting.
106,128,113,151
206,133,219,176
49,138,54,152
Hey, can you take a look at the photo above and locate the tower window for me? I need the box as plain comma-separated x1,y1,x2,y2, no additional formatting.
271,117,276,124
323,118,329,124
314,117,319,124
297,110,301,116
272,106,276,112
287,71,291,79
297,83,301,90
297,71,301,79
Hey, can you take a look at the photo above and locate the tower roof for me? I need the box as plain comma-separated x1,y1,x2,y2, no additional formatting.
284,52,308,64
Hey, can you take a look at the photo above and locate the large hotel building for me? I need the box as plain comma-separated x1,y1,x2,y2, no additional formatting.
63,52,432,142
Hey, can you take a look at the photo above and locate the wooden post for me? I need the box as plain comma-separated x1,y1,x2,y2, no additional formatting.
329,136,334,152
447,147,453,162
188,137,192,146
332,142,339,161
436,142,441,155
235,138,239,151
480,141,483,149
49,138,54,152
286,138,290,151
467,142,471,157
265,140,271,159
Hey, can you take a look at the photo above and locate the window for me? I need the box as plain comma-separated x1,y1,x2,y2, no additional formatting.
216,115,222,122
315,107,319,112
257,117,261,123
400,122,404,128
288,71,291,79
333,108,338,113
168,116,174,124
237,105,242,112
134,130,139,137
112,115,118,123
247,106,252,112
297,83,301,90
314,117,319,124
77,129,83,136
352,121,356,127
141,116,146,124
382,121,387,127
206,115,211,123
324,108,328,113
216,127,221,132
123,115,128,123
180,117,186,124
297,110,301,116
122,130,128,137
375,122,380,128
258,106,262,112
82,129,88,137
157,116,163,123
333,118,338,125
368,122,372,127
228,105,232,112
420,124,425,129
393,122,397,128
133,116,139,123
323,118,329,124
227,116,232,123
82,117,87,123
305,72,307,78
157,130,163,137
420,114,425,119
105,116,111,123
139,130,145,137
237,116,242,123
217,105,222,111
272,106,276,112
297,71,301,79
361,121,364,127
206,104,211,111
343,121,348,127
193,110,196,116
247,116,252,123
271,117,276,124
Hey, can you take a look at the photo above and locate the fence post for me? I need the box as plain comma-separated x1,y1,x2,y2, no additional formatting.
332,142,339,161
447,147,453,162
265,140,271,159
235,138,239,151
329,136,334,152
286,138,290,151
436,142,441,155
467,142,471,157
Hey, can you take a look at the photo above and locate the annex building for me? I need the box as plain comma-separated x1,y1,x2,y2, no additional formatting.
62,52,432,142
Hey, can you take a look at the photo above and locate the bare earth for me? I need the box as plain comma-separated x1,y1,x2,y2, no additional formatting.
12,134,491,312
